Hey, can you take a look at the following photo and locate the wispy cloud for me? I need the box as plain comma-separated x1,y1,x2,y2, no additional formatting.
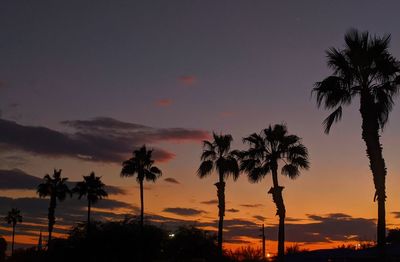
240,204,264,208
392,212,400,219
178,75,196,86
253,215,266,221
200,199,218,205
164,177,180,184
219,111,235,118
155,99,173,107
163,207,206,216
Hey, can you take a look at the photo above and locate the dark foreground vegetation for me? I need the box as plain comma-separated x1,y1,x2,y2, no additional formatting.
4,222,400,262
7,220,223,262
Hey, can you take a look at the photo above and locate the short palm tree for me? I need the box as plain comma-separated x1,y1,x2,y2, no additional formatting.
5,208,22,255
73,172,108,234
240,124,309,261
313,29,400,247
121,145,162,229
197,133,240,256
37,169,70,243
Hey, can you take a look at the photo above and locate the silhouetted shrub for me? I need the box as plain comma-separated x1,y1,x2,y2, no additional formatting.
387,228,400,244
226,246,266,261
165,226,219,261
0,238,6,262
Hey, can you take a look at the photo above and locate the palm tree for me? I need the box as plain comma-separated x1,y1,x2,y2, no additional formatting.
240,124,309,261
313,29,400,248
121,145,162,229
73,172,108,234
197,133,240,256
5,208,22,255
37,169,70,243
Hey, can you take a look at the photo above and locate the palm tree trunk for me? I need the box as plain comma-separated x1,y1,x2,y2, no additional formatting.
215,172,226,257
139,178,144,230
360,93,387,249
269,163,285,262
11,224,15,256
48,196,56,244
138,178,145,261
87,200,91,236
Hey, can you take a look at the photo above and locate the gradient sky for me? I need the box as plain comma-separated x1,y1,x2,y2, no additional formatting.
1,0,400,253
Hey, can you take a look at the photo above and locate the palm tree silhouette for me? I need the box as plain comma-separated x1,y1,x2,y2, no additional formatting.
240,124,309,261
197,133,240,256
5,208,22,255
73,172,108,235
37,169,70,243
313,29,400,248
121,145,162,229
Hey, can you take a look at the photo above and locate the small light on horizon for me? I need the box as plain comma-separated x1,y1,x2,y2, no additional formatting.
169,233,175,238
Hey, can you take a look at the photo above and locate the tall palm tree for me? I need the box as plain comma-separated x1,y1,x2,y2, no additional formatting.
197,133,240,256
5,208,22,255
37,169,70,243
73,172,108,234
121,145,162,229
313,29,400,248
240,124,309,261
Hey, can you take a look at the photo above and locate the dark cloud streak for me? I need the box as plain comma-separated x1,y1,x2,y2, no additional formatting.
163,207,206,216
0,117,208,163
0,168,125,195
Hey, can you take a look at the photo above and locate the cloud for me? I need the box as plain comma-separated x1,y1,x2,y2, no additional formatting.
392,212,400,219
0,168,125,195
277,213,376,243
219,111,235,118
240,204,264,208
200,199,218,205
155,99,172,107
253,215,266,221
286,217,304,222
196,213,376,244
0,155,27,167
178,75,196,86
227,208,240,213
164,177,180,184
163,207,206,216
0,117,208,163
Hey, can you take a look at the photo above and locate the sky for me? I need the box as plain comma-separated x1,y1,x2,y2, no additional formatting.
1,0,400,254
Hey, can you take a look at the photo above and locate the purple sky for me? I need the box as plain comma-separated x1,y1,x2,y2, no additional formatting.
1,0,400,250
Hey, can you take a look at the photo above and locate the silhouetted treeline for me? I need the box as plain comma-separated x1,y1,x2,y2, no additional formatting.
6,220,236,262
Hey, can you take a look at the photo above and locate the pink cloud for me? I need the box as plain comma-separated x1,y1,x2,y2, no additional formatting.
178,75,197,86
153,150,176,162
155,99,173,107
219,111,235,118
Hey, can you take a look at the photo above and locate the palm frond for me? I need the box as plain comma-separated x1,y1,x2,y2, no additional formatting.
289,156,310,170
197,160,214,178
281,164,300,179
200,149,217,161
313,76,352,109
225,156,240,181
247,166,270,183
322,106,343,134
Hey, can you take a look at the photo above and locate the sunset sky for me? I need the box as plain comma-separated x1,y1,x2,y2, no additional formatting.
1,0,400,253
